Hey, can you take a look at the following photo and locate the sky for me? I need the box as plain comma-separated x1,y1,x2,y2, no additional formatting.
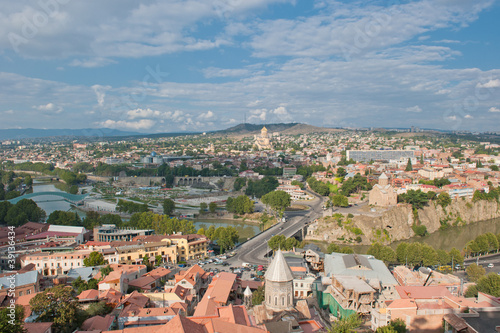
1,0,500,133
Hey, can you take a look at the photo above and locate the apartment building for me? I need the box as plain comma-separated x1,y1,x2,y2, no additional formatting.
21,249,119,276
116,242,178,265
94,224,154,242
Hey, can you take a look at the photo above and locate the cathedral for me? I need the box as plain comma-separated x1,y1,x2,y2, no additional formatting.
254,126,272,150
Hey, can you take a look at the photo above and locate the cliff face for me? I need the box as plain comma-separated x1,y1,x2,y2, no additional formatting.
356,199,500,244
308,199,500,245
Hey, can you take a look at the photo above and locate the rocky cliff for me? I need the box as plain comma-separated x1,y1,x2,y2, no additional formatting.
308,199,500,245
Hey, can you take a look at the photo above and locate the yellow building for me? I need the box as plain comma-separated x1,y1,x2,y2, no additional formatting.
161,234,209,262
254,126,272,150
116,242,178,265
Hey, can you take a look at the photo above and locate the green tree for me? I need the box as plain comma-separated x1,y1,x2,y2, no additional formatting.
233,177,247,191
0,306,25,333
29,285,80,333
398,190,428,210
436,249,450,266
46,210,81,226
476,273,500,297
405,158,413,171
85,301,113,317
436,192,452,208
367,242,396,263
209,202,217,213
100,265,113,278
466,263,486,282
155,254,163,265
331,194,349,207
376,319,406,333
327,243,341,254
163,199,175,216
396,242,409,264
449,247,464,266
261,190,291,218
328,313,362,333
252,286,265,305
197,227,205,235
291,180,304,189
83,251,107,267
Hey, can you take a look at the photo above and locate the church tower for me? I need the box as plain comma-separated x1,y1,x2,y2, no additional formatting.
378,172,389,186
261,126,268,138
264,249,294,311
243,286,253,308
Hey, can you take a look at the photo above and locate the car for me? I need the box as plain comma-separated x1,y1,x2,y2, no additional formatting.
488,263,494,268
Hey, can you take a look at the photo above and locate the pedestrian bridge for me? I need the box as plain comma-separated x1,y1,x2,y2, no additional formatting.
7,192,88,205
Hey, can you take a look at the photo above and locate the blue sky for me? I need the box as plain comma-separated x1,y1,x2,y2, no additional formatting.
1,0,499,133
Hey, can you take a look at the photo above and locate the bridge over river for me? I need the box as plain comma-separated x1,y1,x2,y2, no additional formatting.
7,191,88,205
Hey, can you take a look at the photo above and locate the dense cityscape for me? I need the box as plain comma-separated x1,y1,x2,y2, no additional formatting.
1,124,500,332
2,0,500,332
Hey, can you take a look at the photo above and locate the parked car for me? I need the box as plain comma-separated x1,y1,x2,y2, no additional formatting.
488,263,494,268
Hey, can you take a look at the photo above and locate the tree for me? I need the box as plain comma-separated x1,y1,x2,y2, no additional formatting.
261,190,291,218
340,174,371,196
46,210,81,226
30,285,80,333
328,313,362,333
396,242,409,264
100,265,113,278
291,180,304,189
449,247,464,266
398,190,428,210
226,195,254,215
368,242,396,263
436,192,452,208
476,273,500,297
233,177,247,191
405,158,413,171
327,243,341,254
376,319,406,333
155,255,163,265
466,263,486,282
336,167,347,178
252,286,265,305
83,251,107,267
209,202,217,213
0,306,25,333
436,249,450,266
163,199,175,216
331,194,349,207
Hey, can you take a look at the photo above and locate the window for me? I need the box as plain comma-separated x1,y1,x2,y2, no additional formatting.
282,297,284,306
274,297,277,306
19,291,23,296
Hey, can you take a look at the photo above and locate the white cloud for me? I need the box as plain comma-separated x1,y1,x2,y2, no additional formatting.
198,110,216,120
464,114,473,119
92,85,111,107
203,67,251,78
405,106,422,113
98,119,155,130
127,108,162,119
477,79,500,89
69,58,117,68
4,110,14,114
33,103,63,113
489,107,500,113
446,115,457,121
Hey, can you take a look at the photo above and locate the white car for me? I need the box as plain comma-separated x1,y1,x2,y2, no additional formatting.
488,263,494,268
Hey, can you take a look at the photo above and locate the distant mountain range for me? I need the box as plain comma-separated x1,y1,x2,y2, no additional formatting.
0,128,141,141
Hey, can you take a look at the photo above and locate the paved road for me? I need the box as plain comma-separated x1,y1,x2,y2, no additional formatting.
227,190,325,266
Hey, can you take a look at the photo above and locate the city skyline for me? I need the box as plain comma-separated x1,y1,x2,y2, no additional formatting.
1,0,500,133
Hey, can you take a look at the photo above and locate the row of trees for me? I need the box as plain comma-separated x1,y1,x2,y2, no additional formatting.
198,225,239,253
0,199,46,226
464,232,500,257
365,241,464,268
128,211,197,235
116,199,150,214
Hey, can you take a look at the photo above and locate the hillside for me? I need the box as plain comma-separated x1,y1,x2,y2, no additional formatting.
308,199,500,246
212,122,344,138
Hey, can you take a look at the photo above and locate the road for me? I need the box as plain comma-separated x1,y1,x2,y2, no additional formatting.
227,190,325,266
